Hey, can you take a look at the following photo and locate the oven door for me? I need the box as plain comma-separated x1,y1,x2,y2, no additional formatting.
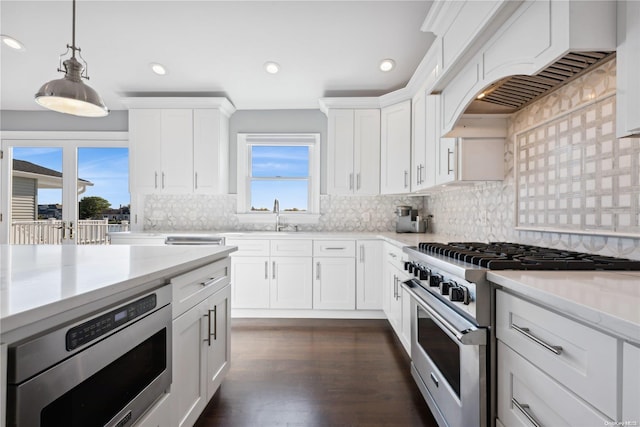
8,299,172,427
404,284,487,427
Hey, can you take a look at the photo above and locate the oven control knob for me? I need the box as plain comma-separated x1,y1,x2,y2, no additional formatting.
450,286,470,304
429,274,442,287
418,267,430,281
440,280,455,295
404,261,412,273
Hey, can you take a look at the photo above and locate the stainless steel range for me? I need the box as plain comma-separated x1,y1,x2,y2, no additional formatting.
401,242,640,427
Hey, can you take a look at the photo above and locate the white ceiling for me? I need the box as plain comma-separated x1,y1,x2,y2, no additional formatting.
1,1,435,112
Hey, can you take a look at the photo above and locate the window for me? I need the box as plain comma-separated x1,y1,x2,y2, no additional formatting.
237,134,320,220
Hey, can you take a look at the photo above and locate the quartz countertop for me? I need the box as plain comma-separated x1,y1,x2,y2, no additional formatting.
109,230,449,248
0,244,236,341
488,270,640,343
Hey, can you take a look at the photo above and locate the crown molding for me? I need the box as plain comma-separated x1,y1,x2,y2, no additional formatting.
318,97,382,115
120,97,236,116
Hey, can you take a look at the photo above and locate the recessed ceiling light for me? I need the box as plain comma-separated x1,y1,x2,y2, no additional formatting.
264,61,280,74
1,34,25,51
379,59,395,72
150,63,167,75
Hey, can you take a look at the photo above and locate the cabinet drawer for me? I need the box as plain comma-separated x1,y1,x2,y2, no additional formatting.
225,239,270,256
497,342,610,427
270,239,312,257
384,243,406,270
171,258,230,318
496,290,617,418
313,240,355,257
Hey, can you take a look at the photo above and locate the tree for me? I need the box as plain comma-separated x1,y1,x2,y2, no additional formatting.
79,196,111,219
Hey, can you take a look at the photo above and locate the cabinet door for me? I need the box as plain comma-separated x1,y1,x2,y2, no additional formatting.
160,109,193,193
206,286,231,400
313,257,356,309
193,109,228,194
387,265,403,336
381,100,412,194
497,341,611,427
623,342,640,421
134,393,171,427
353,109,381,195
423,95,440,188
411,90,426,192
270,257,313,309
230,256,270,308
436,137,457,185
356,240,383,310
617,0,640,136
129,109,162,194
172,300,208,427
327,109,355,195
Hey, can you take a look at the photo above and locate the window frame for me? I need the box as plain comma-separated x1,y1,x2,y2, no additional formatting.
236,133,320,222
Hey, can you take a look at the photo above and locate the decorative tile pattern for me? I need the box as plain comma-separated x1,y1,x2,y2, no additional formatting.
428,59,640,260
144,194,426,233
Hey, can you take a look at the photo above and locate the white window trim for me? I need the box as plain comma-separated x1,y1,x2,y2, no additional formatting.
236,133,320,223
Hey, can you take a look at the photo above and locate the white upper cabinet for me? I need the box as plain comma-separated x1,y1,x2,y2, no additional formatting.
411,90,426,192
435,137,504,186
617,0,640,137
193,109,230,194
125,97,235,197
412,93,439,192
380,100,412,194
327,109,380,195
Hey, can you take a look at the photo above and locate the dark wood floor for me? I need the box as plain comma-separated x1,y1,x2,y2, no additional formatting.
194,318,439,427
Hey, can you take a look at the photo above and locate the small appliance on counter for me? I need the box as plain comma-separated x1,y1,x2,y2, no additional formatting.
395,205,430,233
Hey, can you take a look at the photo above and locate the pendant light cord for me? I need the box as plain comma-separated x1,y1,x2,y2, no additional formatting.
71,0,76,57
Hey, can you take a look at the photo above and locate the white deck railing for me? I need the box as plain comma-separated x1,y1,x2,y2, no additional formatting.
10,219,130,245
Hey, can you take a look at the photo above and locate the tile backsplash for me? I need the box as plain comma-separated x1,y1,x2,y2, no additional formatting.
428,59,640,260
144,194,426,233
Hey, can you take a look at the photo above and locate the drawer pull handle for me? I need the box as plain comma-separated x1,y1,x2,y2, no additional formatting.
324,247,346,250
265,261,269,279
201,276,219,287
512,324,563,355
512,398,541,427
388,252,397,258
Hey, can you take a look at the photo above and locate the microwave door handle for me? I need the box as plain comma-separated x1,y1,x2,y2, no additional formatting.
403,284,485,346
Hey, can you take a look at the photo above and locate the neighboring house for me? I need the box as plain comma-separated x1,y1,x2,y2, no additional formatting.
102,206,130,222
12,159,93,220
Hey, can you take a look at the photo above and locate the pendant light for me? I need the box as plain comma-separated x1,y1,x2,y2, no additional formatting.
35,0,108,117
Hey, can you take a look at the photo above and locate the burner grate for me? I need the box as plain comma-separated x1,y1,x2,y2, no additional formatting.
418,242,640,271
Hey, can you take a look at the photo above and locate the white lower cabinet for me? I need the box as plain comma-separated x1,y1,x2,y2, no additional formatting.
227,239,313,309
383,243,410,354
496,289,620,426
313,240,356,310
356,240,383,310
497,341,610,426
623,342,640,421
270,257,313,309
168,259,231,427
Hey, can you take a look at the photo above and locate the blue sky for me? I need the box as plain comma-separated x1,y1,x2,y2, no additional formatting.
13,147,130,208
250,145,309,211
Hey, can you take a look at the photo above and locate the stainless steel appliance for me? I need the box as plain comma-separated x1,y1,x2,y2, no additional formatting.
7,285,172,427
165,235,225,245
402,242,640,427
395,205,428,233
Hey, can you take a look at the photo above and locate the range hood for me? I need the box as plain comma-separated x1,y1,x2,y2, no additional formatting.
465,51,615,114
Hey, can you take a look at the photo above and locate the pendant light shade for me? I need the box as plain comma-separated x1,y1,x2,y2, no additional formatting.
35,0,108,117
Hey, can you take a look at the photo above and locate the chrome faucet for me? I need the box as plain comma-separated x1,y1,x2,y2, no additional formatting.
273,198,280,231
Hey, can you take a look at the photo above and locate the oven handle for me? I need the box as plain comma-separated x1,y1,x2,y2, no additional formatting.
403,282,486,346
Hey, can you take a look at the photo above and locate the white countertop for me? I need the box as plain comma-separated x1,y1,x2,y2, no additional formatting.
488,270,640,343
0,245,236,341
109,230,447,248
